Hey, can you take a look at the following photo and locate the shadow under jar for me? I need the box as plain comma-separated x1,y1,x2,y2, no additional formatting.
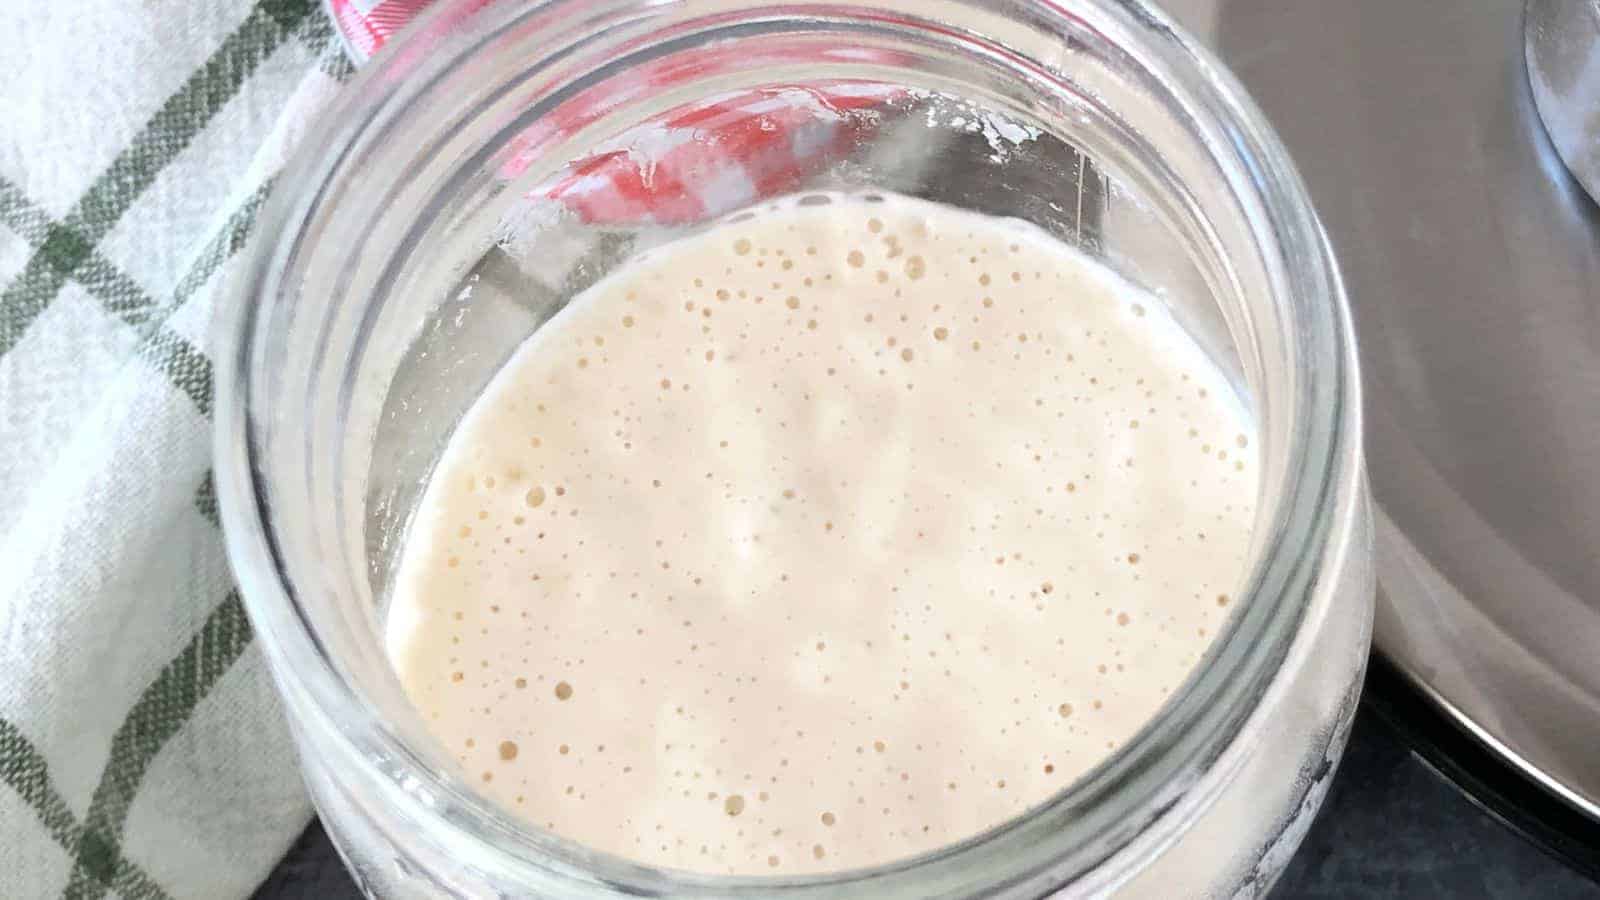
215,0,1374,896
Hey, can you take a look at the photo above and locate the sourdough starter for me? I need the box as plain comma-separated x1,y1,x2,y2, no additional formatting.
386,193,1257,875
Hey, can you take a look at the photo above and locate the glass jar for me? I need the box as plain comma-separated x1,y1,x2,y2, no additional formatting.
215,0,1373,896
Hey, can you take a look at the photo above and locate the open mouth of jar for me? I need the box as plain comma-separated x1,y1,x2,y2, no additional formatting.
217,0,1359,895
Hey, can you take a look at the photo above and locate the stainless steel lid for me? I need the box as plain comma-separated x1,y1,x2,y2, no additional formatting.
1527,0,1600,203
1161,0,1600,822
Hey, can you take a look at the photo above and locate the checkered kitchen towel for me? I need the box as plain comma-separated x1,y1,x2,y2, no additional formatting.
0,1,355,896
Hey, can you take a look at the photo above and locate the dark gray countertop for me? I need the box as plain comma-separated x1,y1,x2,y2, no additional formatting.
255,684,1600,899
1276,705,1598,898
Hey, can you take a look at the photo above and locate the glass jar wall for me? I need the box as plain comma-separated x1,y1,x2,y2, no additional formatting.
216,1,1373,896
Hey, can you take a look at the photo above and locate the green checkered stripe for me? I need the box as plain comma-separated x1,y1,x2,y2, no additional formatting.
0,2,356,896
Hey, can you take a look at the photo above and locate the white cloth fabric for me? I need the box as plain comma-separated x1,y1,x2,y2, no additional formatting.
0,2,353,896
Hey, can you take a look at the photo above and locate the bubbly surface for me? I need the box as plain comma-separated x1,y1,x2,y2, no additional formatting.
386,193,1257,875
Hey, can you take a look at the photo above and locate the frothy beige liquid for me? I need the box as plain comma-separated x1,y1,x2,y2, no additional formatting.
387,193,1257,875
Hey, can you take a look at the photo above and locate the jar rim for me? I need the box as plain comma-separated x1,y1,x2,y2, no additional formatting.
216,0,1359,894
